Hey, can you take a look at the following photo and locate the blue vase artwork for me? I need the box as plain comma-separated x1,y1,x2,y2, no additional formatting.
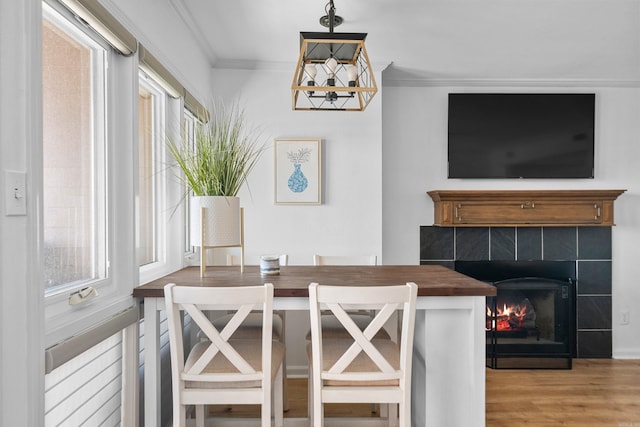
287,147,312,193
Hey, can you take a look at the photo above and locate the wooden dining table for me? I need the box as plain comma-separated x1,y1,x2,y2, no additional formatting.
134,264,495,427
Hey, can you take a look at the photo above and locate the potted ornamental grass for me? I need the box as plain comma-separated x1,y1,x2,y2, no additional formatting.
167,102,264,248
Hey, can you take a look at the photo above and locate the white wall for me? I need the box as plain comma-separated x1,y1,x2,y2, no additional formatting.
381,82,640,358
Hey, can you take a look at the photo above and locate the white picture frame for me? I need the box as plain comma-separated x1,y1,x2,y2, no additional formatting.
274,138,322,205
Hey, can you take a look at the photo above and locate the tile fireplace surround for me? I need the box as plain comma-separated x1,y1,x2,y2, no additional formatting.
420,225,613,358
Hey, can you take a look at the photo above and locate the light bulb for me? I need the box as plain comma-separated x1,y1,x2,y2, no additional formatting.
346,64,358,96
304,63,317,96
304,64,317,81
323,57,338,79
346,64,358,82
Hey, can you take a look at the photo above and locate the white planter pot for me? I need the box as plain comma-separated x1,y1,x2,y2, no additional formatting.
190,196,241,247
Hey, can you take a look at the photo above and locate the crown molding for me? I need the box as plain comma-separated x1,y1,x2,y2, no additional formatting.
382,76,640,88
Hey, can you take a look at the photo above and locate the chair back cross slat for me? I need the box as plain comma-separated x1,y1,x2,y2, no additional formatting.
325,302,398,375
182,303,257,376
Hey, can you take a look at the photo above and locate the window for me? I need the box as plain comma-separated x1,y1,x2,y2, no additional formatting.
182,109,199,253
42,1,136,350
137,44,203,277
136,45,190,283
137,72,166,269
42,3,107,295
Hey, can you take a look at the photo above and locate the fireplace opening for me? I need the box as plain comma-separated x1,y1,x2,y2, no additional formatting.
487,277,574,369
487,285,536,337
456,261,576,369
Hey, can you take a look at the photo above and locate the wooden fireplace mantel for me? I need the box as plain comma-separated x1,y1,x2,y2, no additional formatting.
427,189,626,227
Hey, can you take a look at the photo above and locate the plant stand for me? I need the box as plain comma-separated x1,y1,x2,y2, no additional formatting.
199,207,244,277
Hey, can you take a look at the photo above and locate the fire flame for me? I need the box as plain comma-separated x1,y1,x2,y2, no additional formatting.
486,303,528,331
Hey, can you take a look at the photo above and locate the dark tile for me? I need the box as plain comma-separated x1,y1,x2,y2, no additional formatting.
455,227,489,260
577,261,612,295
577,296,612,329
516,227,542,260
577,330,612,358
420,226,454,260
490,227,515,261
578,227,612,260
543,227,577,261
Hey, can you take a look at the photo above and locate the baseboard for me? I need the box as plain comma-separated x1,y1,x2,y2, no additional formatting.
286,364,308,378
613,350,640,359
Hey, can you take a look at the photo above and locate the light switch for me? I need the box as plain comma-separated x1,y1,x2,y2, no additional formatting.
5,170,27,216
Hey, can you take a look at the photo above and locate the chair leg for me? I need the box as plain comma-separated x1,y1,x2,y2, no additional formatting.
380,403,388,418
261,403,270,426
388,403,398,427
174,403,186,427
279,311,290,412
262,390,271,427
274,364,284,427
313,400,323,427
399,400,410,427
307,371,313,425
195,405,205,427
312,376,323,427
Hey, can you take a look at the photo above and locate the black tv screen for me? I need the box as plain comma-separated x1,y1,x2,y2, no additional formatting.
448,93,595,179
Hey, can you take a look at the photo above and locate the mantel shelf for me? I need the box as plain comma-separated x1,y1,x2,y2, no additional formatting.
427,189,626,227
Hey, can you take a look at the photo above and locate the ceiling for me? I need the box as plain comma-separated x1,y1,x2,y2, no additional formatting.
171,0,640,81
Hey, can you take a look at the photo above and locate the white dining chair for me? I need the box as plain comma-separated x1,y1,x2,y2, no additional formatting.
309,254,389,341
164,282,285,427
307,282,417,427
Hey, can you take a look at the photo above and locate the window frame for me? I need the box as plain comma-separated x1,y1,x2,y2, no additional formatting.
137,71,167,272
42,0,136,349
42,2,110,300
181,108,199,254
137,70,185,285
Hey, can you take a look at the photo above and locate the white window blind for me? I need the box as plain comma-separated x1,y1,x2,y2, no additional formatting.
57,0,136,55
45,332,124,426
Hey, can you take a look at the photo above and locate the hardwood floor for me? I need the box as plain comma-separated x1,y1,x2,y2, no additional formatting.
208,359,640,425
486,359,640,427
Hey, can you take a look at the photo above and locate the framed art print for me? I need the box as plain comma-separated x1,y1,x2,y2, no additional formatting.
274,138,322,205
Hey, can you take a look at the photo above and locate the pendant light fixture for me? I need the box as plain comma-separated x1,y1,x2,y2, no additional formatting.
291,0,377,111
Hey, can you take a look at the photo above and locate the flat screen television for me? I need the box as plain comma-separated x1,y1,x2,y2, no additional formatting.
447,93,595,179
